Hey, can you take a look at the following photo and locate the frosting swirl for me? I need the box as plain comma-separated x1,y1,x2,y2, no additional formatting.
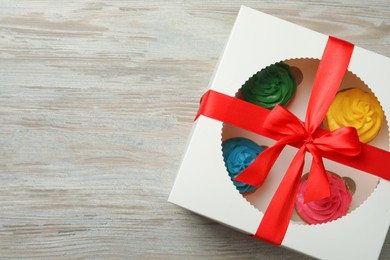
295,172,352,224
241,62,297,109
222,137,263,194
325,88,384,143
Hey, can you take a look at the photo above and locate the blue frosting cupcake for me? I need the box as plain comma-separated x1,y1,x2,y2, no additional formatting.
222,137,264,194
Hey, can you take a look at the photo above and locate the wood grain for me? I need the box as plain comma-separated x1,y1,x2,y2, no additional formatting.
0,0,388,258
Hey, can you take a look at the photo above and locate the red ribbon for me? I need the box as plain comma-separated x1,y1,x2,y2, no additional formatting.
195,36,390,245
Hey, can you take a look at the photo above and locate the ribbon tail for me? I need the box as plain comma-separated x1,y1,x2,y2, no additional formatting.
235,135,301,187
234,142,286,187
254,146,306,245
304,149,330,203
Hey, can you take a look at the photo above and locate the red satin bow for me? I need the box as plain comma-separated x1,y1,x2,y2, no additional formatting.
235,105,361,202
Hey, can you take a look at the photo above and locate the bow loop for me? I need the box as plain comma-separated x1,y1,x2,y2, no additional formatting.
313,127,361,156
264,105,306,136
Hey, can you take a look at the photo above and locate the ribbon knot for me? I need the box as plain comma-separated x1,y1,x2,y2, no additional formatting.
304,136,313,145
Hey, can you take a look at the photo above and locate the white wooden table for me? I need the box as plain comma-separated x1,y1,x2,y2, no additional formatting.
0,1,388,258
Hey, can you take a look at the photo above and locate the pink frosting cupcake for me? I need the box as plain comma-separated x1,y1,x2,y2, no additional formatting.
295,172,352,224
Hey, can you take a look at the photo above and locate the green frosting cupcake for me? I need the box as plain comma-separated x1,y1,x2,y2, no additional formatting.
241,62,297,109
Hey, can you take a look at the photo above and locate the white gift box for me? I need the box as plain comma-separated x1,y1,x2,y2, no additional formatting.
168,6,390,260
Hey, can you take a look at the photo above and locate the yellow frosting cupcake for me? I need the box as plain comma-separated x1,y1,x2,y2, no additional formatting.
324,88,384,143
